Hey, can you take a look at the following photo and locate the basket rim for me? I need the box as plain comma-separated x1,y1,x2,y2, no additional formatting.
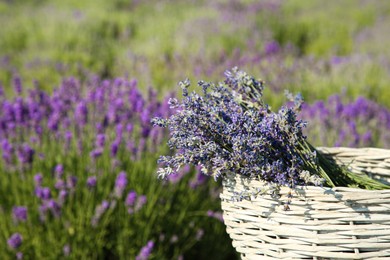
222,174,390,193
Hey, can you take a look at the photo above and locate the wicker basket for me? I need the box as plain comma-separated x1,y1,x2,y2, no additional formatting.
220,147,390,259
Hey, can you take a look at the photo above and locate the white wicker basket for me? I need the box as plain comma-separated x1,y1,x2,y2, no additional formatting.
220,147,390,259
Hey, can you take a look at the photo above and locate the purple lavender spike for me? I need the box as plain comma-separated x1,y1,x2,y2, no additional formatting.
12,206,27,222
54,164,64,178
7,233,22,249
135,240,154,260
13,75,23,95
125,191,137,207
87,176,97,188
114,172,127,198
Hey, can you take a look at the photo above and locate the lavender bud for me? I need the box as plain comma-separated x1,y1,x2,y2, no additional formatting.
54,164,64,178
135,240,154,260
114,172,127,198
110,140,120,157
7,233,22,249
47,199,61,217
125,191,137,207
12,206,27,222
66,176,77,190
34,173,43,187
95,134,106,148
35,187,52,200
135,195,147,211
87,176,97,188
58,190,68,205
55,179,66,190
90,148,103,159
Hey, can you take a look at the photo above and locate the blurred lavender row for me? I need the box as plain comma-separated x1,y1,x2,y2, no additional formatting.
300,95,390,148
0,75,172,169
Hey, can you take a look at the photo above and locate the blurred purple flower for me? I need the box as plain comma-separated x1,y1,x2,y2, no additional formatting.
264,41,280,56
1,139,13,163
126,123,133,134
13,75,23,95
207,210,224,222
87,176,97,188
55,179,66,190
35,187,52,200
58,190,68,205
330,56,349,65
7,233,22,249
63,244,71,256
114,172,127,198
135,240,154,260
54,164,64,178
34,173,43,187
189,171,207,189
125,191,137,207
47,199,61,217
362,131,372,144
135,195,147,211
95,134,106,148
110,139,120,157
17,143,35,164
12,206,27,222
90,148,103,159
92,200,110,227
39,204,48,222
67,176,78,190
16,252,23,260
75,101,88,126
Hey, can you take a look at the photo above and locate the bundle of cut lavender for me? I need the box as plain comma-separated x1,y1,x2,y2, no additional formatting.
152,67,390,195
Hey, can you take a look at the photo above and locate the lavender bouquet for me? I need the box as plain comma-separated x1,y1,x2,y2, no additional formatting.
152,68,389,199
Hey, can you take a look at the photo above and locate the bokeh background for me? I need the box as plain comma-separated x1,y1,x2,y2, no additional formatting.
1,0,390,259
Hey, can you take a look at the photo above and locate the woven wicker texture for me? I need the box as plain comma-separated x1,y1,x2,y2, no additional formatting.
220,147,390,259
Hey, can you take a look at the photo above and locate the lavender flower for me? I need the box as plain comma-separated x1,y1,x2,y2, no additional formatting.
110,139,120,157
17,143,35,164
264,41,280,55
12,206,27,222
87,176,97,188
55,179,66,190
58,190,68,205
35,187,52,200
13,75,23,95
114,171,127,198
135,195,147,211
54,164,64,178
66,176,78,190
125,191,137,207
207,210,224,222
47,199,61,217
7,233,22,249
75,101,88,126
92,200,110,227
1,139,13,164
63,244,71,256
95,133,106,148
34,173,43,187
135,240,154,260
90,148,103,159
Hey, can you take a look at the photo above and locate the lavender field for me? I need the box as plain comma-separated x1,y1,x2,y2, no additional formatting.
1,0,390,259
